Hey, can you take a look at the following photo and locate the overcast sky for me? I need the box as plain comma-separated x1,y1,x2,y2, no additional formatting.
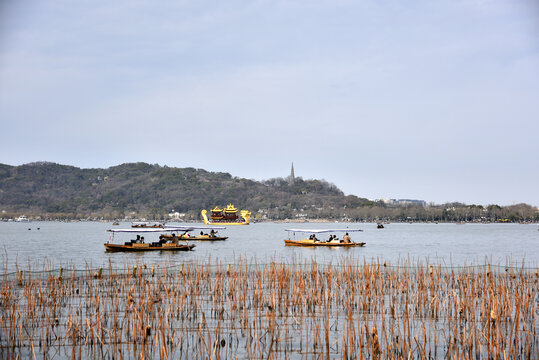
1,0,538,206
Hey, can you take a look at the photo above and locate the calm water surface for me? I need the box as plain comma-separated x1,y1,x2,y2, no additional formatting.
1,221,537,272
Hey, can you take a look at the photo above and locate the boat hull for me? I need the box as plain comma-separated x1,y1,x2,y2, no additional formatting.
162,234,228,241
179,235,228,241
207,222,248,226
104,243,195,252
284,239,366,247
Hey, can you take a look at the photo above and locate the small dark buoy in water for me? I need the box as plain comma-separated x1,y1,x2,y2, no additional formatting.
28,228,31,231
37,228,40,230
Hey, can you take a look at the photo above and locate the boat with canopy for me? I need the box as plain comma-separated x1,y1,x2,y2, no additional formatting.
160,226,228,241
131,221,165,228
105,226,197,252
284,228,365,247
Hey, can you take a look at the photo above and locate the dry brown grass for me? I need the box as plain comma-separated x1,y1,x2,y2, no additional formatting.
1,260,537,359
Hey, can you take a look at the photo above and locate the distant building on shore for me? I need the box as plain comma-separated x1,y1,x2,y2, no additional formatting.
168,211,186,220
378,198,427,207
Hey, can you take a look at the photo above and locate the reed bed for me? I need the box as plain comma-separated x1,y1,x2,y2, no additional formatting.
0,259,537,359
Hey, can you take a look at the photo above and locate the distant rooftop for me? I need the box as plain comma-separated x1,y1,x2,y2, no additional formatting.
377,198,427,207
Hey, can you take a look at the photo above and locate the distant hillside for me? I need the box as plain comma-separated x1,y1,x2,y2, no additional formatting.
1,162,536,222
0,162,372,219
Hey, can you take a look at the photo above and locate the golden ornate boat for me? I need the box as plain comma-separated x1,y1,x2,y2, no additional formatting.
201,204,251,225
284,229,365,247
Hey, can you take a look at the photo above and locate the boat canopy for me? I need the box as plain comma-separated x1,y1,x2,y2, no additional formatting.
108,225,227,233
108,228,176,233
285,229,363,233
164,226,226,231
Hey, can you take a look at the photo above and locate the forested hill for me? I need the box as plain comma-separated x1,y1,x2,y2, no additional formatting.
2,162,536,222
0,162,371,219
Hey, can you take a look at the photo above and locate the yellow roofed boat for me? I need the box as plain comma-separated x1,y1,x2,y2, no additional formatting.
201,204,251,225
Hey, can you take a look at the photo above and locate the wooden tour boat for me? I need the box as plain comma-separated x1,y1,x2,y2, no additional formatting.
131,221,165,228
201,204,251,225
284,229,365,247
105,227,196,252
160,226,228,241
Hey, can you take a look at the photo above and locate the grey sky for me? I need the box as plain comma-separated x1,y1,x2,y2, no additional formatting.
1,0,538,206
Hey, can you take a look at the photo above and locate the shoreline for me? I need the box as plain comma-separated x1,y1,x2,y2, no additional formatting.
2,218,538,224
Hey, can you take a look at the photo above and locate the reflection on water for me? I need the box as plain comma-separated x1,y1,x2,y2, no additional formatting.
0,221,537,272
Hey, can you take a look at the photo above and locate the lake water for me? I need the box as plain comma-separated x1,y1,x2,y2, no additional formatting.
1,221,537,273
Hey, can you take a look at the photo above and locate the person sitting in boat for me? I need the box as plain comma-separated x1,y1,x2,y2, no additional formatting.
210,229,216,238
343,233,351,243
200,231,204,236
141,236,145,244
327,235,333,243
312,234,319,242
134,235,141,244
